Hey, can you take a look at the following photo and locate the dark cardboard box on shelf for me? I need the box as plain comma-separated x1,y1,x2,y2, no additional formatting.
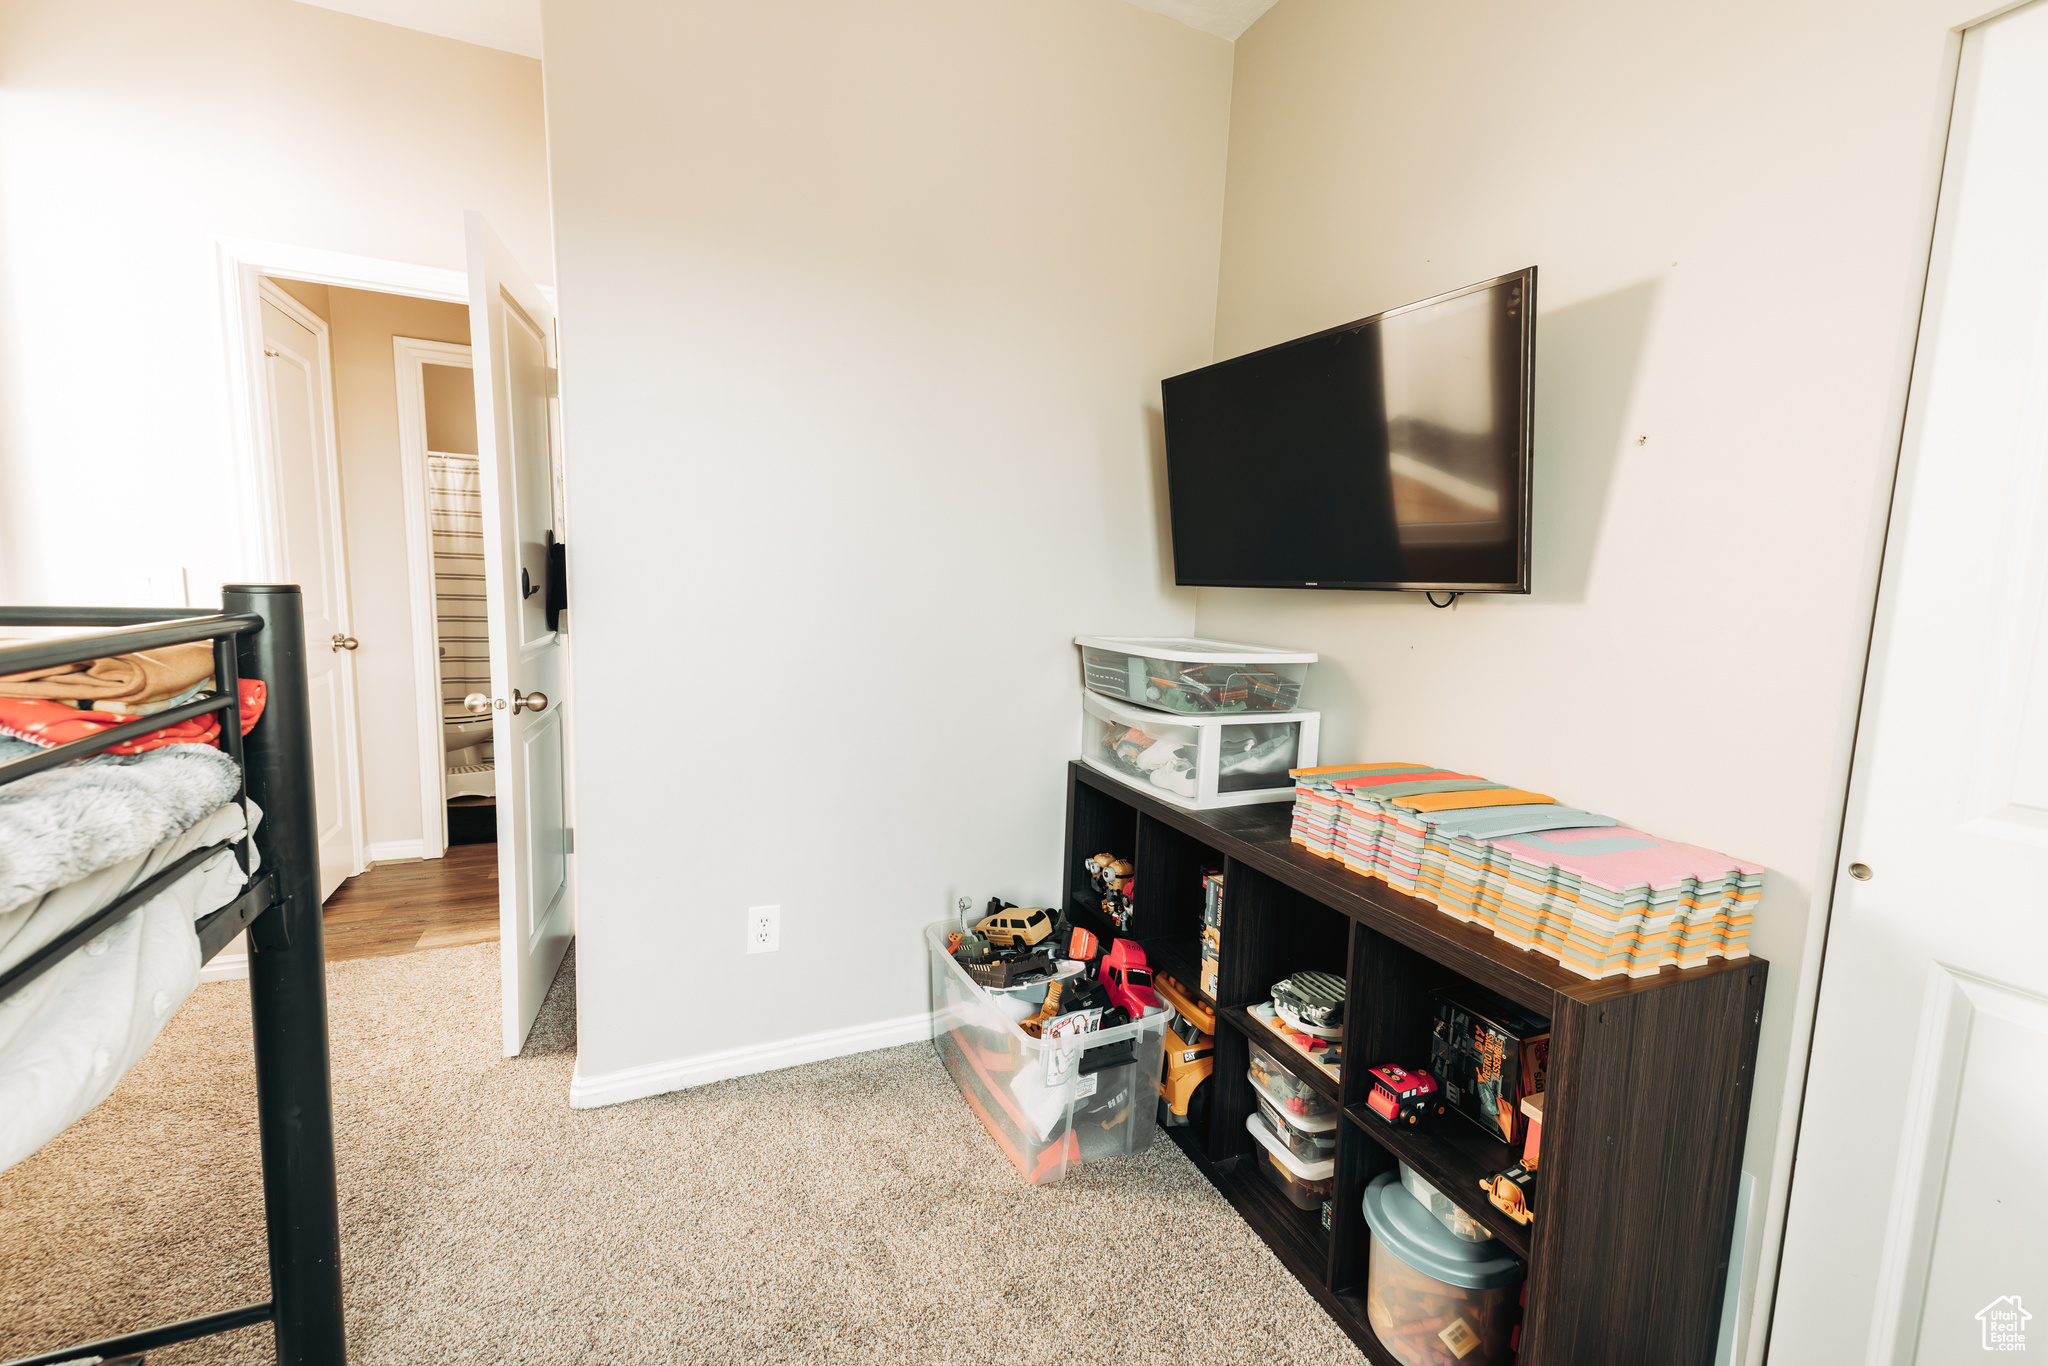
1429,983,1550,1145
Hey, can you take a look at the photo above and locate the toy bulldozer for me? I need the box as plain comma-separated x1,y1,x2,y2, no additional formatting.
1154,971,1214,1129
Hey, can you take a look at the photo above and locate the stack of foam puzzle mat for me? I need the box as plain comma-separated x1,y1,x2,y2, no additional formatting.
1288,763,1760,980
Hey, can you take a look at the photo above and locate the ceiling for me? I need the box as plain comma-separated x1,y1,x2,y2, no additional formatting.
296,0,541,57
1120,0,1276,41
293,0,1276,57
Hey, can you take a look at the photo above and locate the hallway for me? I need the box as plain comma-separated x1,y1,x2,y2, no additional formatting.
321,845,498,961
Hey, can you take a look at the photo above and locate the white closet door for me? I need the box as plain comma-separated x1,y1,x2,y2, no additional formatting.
260,293,363,901
1772,4,2048,1360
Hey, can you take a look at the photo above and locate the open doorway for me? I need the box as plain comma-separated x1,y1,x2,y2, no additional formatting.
207,273,499,973
215,226,574,1055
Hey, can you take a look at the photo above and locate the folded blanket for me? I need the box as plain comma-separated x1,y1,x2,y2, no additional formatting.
0,679,265,757
0,641,214,703
0,738,243,916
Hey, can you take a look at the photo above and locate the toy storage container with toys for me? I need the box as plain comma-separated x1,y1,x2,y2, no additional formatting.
926,922,1169,1186
1362,1171,1524,1366
1251,1079,1339,1164
1074,635,1317,715
1081,690,1318,810
1247,1040,1335,1119
1245,1113,1336,1215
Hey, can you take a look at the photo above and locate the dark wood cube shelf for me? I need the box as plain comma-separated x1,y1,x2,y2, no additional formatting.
1059,761,1767,1366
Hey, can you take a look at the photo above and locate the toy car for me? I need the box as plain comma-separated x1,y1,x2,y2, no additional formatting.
1480,1163,1536,1225
975,904,1053,948
1100,938,1158,1016
1365,1063,1445,1125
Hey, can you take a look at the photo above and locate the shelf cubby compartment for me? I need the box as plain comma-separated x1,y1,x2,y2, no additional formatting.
1061,774,1138,918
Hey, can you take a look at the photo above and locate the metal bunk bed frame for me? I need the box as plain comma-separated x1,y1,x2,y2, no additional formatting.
0,585,346,1366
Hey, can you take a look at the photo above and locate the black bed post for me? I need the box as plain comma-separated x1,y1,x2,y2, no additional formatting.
225,584,347,1366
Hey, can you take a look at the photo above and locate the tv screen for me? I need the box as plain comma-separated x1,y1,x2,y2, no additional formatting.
1162,268,1535,593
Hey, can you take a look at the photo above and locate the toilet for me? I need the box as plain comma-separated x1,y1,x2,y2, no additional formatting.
443,706,496,799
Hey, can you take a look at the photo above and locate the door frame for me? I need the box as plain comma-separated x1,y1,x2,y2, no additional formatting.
393,335,478,862
217,238,469,871
251,277,370,882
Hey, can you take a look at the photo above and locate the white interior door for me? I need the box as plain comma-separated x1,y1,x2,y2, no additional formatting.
260,286,364,902
465,213,574,1055
1774,7,2048,1361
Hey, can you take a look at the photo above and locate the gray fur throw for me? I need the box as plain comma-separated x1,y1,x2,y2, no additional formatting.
0,738,242,914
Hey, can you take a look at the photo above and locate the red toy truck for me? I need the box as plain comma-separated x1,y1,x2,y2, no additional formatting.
1364,1064,1446,1125
1100,939,1159,1017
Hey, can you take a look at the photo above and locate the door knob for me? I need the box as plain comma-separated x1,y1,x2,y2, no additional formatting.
464,693,496,715
512,689,549,713
331,633,359,652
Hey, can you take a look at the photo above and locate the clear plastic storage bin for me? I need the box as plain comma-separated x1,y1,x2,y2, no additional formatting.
928,923,1168,1186
1075,635,1316,714
1082,691,1318,810
1247,1042,1335,1119
1251,1073,1339,1163
1363,1171,1523,1366
1246,1113,1336,1212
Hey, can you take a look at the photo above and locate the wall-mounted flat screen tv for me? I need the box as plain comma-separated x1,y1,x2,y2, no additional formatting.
1163,267,1535,593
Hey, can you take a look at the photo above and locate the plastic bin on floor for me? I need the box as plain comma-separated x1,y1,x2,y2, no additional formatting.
1075,635,1316,714
1363,1171,1523,1366
928,922,1168,1185
1082,690,1319,810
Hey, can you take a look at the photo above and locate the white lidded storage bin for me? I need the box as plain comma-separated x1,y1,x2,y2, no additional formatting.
1082,690,1318,810
1075,635,1316,715
1246,1112,1336,1213
1250,1069,1339,1164
927,923,1168,1186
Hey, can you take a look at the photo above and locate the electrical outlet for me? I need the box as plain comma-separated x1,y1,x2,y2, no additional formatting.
747,904,780,954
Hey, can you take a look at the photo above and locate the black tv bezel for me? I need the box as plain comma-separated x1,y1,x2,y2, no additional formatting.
1163,265,1537,595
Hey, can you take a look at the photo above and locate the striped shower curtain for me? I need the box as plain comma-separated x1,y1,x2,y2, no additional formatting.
427,454,489,713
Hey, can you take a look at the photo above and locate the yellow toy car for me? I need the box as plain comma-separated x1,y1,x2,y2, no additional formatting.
974,905,1053,948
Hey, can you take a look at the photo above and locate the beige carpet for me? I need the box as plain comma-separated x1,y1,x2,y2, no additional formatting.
0,944,1365,1365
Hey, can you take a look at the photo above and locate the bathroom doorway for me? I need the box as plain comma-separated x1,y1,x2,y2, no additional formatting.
252,278,498,960
393,336,496,855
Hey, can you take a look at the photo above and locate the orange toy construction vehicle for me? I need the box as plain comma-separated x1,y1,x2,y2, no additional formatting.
1480,1163,1536,1226
1159,1011,1213,1122
1019,982,1064,1038
1152,971,1214,1035
1153,970,1214,1126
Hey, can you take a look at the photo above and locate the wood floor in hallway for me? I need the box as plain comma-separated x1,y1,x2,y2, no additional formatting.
321,843,499,962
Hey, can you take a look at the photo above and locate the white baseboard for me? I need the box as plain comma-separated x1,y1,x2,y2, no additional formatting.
368,839,425,863
568,1010,935,1110
200,948,249,983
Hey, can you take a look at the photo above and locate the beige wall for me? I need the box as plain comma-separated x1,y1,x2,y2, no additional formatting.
541,0,1231,1084
423,364,478,455
1202,1,1981,1356
321,286,471,853
0,0,550,605
271,278,332,321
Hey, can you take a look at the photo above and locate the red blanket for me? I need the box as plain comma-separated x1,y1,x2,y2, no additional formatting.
0,680,267,755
